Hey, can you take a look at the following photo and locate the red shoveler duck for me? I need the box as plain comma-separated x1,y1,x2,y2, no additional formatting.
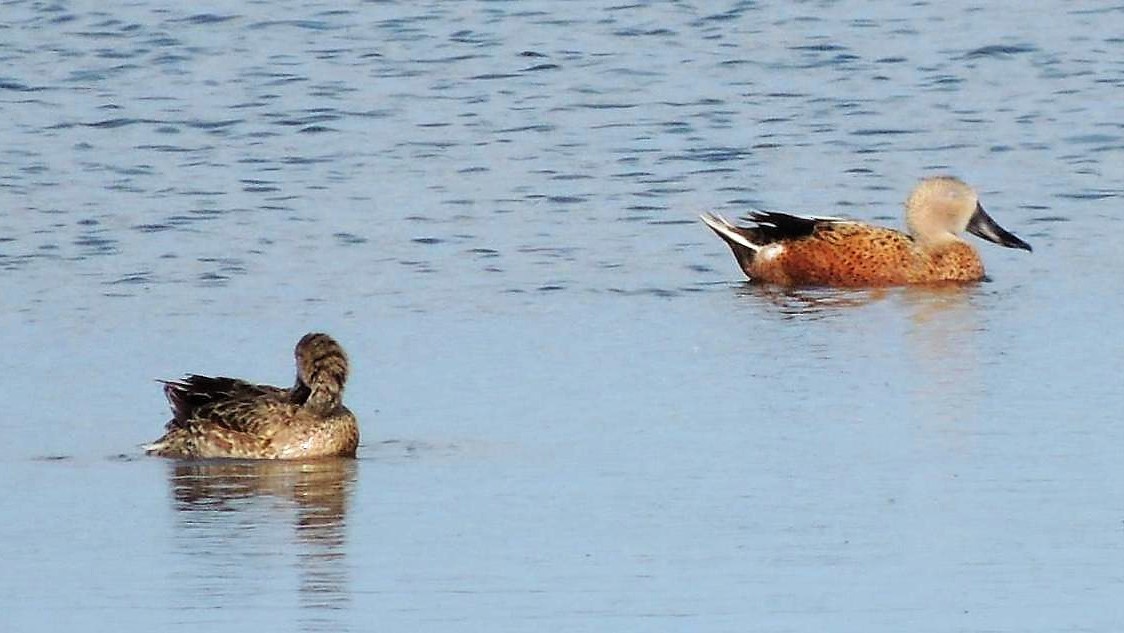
145,333,359,459
700,176,1032,286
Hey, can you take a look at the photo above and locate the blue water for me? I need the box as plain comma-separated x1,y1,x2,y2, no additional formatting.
2,1,1124,631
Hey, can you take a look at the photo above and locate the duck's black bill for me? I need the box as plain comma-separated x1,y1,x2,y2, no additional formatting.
966,203,1032,252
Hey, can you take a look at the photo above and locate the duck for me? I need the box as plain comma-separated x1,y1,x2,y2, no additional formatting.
700,176,1031,286
145,333,359,459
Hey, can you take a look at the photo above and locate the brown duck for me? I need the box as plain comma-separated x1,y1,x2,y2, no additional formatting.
700,176,1032,286
145,333,359,459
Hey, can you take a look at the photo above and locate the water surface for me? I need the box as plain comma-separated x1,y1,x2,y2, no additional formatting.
2,1,1123,631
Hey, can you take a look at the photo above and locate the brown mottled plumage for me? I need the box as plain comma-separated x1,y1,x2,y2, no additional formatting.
145,333,359,459
700,176,1032,287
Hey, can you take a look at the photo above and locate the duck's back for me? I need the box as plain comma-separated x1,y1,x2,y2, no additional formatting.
756,222,984,286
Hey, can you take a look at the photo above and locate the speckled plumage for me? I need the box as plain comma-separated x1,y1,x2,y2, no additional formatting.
700,176,1032,287
145,333,359,459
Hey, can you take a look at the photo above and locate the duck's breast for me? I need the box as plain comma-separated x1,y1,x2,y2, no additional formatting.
909,241,985,283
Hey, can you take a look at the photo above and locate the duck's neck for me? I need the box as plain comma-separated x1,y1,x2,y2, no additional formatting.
914,231,965,251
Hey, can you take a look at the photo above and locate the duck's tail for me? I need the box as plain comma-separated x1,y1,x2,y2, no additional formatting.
141,438,168,455
141,429,188,457
700,212,761,273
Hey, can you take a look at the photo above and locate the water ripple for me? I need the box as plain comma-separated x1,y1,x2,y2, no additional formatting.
963,44,1038,59
175,14,240,25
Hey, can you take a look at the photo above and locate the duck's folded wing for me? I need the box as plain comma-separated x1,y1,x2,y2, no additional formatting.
743,210,845,241
161,375,289,429
195,397,298,435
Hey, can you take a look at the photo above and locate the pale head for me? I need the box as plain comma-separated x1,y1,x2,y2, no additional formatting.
905,176,1031,251
904,176,980,244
